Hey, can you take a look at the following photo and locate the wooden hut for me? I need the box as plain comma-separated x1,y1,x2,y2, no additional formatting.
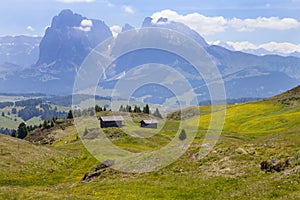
140,119,158,129
99,116,124,128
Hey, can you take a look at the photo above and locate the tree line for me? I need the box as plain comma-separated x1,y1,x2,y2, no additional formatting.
118,104,162,118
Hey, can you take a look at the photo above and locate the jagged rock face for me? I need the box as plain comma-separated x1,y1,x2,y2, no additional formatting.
36,9,112,70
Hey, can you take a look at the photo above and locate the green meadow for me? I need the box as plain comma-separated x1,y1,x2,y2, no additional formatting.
0,90,300,199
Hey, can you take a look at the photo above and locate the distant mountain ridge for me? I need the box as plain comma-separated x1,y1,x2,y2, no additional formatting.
0,10,299,104
0,35,41,80
0,35,41,67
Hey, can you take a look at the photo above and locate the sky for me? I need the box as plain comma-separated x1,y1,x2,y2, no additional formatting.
1,0,300,54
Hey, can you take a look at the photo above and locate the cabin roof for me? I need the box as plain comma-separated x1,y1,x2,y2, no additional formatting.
141,119,158,124
100,116,124,122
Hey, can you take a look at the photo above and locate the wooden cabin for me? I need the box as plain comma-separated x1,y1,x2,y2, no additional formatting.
140,119,158,129
99,116,124,128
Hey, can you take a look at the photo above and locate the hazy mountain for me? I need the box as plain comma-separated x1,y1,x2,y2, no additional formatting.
0,35,41,81
207,45,300,79
95,17,299,104
215,41,300,58
0,11,299,103
223,67,299,98
0,35,41,67
122,24,135,32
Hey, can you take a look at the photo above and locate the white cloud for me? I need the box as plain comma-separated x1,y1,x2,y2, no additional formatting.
74,26,91,32
151,9,226,36
228,17,300,32
56,0,95,3
110,25,122,37
26,26,34,32
225,41,258,51
81,19,93,27
122,5,134,14
106,1,114,7
260,42,300,54
74,19,93,32
216,40,300,55
151,9,300,36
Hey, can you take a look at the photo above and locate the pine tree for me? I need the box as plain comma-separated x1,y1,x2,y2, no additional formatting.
95,105,102,112
83,127,88,136
89,109,95,116
143,104,150,114
11,129,16,137
133,105,138,113
11,108,17,115
153,108,162,118
17,122,28,139
67,110,73,119
119,105,124,112
43,120,49,129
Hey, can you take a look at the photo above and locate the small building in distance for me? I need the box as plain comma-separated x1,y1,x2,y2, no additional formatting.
140,119,158,129
99,116,124,128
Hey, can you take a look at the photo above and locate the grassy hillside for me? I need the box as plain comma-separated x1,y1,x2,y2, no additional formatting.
1,87,300,199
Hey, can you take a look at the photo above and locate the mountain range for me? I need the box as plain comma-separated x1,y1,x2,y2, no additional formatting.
0,35,41,79
0,9,299,104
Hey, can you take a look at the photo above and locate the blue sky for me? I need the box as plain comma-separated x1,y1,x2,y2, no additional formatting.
1,0,300,54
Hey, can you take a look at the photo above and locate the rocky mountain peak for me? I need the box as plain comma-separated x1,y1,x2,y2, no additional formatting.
51,9,84,29
36,9,112,70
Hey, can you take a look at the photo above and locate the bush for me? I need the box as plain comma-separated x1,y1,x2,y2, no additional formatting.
179,129,187,141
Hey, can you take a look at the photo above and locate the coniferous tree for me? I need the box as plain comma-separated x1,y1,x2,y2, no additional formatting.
119,105,124,112
11,108,17,115
67,110,73,119
133,105,138,113
17,122,28,139
43,120,49,129
95,105,102,112
11,129,16,137
89,108,95,116
84,127,88,136
153,108,162,118
143,104,150,114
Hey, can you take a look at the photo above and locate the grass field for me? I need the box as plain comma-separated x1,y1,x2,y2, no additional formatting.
0,94,300,199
